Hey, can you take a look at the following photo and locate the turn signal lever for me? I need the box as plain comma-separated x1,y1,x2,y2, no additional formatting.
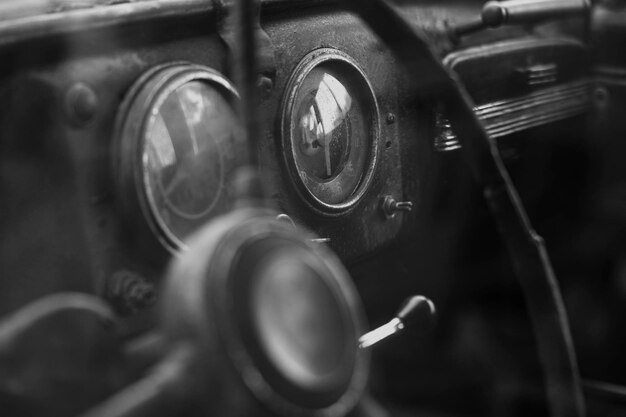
359,295,436,349
453,0,590,37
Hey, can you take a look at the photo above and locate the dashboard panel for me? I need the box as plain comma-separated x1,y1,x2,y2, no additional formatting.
1,1,623,417
0,6,417,321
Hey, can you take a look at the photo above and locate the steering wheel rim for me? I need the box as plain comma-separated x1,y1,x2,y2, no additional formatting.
339,1,586,416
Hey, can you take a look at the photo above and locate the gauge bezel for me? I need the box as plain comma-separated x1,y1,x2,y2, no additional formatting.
114,63,240,253
280,48,381,216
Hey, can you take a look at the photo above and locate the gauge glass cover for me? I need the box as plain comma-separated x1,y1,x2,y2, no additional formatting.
118,65,244,251
283,51,379,213
143,78,241,248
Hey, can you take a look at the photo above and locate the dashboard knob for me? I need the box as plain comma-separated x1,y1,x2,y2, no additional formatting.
380,195,413,219
359,295,436,349
395,295,437,330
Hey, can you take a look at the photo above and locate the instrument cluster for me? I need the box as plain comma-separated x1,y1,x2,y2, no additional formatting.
0,8,414,320
89,12,412,285
113,43,395,259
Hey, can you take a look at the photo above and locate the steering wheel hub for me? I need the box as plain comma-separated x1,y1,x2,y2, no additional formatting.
161,207,369,417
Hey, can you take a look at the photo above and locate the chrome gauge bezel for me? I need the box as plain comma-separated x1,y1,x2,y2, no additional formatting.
281,48,381,216
114,63,240,253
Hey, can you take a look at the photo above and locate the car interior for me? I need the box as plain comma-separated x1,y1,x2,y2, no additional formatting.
1,0,625,416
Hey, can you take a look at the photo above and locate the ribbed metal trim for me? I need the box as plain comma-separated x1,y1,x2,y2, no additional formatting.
479,80,590,138
435,79,591,151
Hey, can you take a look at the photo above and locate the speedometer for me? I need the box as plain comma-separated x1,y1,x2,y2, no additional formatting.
281,49,380,215
115,63,244,251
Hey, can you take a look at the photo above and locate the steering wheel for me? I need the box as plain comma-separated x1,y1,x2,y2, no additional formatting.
339,1,586,417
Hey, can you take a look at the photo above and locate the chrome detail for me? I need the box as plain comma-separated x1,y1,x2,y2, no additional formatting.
359,295,436,349
359,318,404,349
434,112,461,151
275,213,296,228
516,63,558,87
477,80,590,138
435,80,590,152
482,0,590,28
443,37,584,69
311,237,331,244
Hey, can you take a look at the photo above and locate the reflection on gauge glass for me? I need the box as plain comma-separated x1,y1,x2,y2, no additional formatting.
283,49,379,214
117,64,243,251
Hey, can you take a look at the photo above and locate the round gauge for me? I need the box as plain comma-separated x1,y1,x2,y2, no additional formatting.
115,63,244,251
281,49,380,214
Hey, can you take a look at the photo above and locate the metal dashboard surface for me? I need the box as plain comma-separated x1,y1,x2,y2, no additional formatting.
0,1,611,417
0,2,436,320
0,0,590,315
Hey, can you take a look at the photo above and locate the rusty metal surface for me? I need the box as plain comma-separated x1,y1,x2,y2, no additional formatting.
0,1,213,46
0,0,344,47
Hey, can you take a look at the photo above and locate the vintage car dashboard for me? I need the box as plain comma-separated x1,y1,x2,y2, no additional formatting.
1,0,626,416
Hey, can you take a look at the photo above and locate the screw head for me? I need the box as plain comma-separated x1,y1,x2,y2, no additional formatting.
65,82,98,126
593,85,610,109
386,113,396,124
256,76,273,100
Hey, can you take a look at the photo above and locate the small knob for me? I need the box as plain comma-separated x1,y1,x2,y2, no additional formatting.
358,295,436,349
482,0,589,28
395,295,436,330
381,195,413,219
276,214,297,229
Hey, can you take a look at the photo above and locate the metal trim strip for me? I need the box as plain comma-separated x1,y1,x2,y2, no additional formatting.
435,80,591,151
0,0,336,47
0,0,213,47
480,81,590,138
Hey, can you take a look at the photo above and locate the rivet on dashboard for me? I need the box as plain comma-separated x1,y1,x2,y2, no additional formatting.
256,76,273,100
593,85,610,110
65,82,98,126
